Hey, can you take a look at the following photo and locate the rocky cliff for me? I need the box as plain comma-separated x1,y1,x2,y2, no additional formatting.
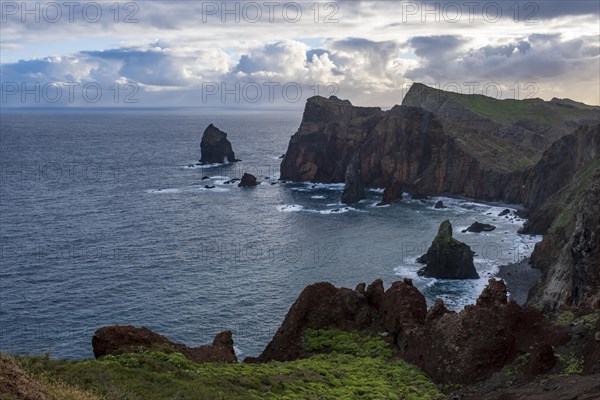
280,88,599,205
527,168,600,312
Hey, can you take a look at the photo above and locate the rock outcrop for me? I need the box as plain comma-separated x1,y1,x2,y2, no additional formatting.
92,326,237,363
238,173,258,187
341,151,365,204
417,220,479,279
255,278,426,362
403,279,569,384
200,124,238,164
256,278,568,384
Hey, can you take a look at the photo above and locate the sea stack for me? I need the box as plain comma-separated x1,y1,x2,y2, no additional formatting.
341,152,365,205
417,220,479,279
200,124,238,164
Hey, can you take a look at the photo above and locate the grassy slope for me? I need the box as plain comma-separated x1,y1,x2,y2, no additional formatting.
12,329,443,400
402,84,599,172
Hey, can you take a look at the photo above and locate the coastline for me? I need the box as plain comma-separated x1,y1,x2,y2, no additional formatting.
497,257,541,305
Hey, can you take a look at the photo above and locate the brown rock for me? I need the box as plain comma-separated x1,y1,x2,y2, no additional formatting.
365,279,385,310
256,281,379,362
524,344,557,376
476,279,508,308
0,353,48,400
92,326,237,363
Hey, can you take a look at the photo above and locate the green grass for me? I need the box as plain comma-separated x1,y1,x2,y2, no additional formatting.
14,330,443,400
304,329,394,359
557,353,584,376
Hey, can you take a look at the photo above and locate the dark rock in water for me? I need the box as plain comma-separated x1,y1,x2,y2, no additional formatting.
238,173,258,187
202,176,210,180
499,209,511,216
278,154,285,159
200,124,238,165
380,182,403,205
462,221,496,233
417,220,479,279
204,185,215,189
92,326,237,364
341,152,365,205
270,182,277,185
434,200,446,209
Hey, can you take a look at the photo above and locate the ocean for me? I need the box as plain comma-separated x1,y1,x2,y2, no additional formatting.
0,108,541,360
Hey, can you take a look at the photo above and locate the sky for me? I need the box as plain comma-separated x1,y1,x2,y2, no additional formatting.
1,0,599,107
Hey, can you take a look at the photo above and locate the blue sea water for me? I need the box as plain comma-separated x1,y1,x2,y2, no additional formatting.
0,108,541,360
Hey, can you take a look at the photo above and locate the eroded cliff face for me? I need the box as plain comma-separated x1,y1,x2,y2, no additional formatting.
280,96,383,183
281,86,599,206
528,169,600,312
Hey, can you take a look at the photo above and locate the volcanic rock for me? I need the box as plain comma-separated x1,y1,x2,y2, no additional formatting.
92,325,237,363
238,173,258,187
434,200,446,209
462,221,496,233
341,151,365,205
200,124,238,164
417,220,479,279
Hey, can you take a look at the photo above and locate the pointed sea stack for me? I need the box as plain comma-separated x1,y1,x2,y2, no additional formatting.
417,220,479,279
200,124,238,164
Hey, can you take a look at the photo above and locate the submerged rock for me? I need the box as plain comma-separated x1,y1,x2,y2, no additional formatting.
92,325,237,364
417,220,479,279
499,209,511,216
462,221,496,233
434,200,446,209
238,173,258,187
200,124,238,164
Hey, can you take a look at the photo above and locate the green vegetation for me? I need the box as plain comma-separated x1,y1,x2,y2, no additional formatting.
304,328,394,359
555,311,600,331
13,329,443,400
557,353,584,375
501,353,530,377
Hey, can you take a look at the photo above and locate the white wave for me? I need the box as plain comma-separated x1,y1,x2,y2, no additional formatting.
311,195,327,199
277,204,304,212
146,188,181,194
368,188,385,194
318,207,355,214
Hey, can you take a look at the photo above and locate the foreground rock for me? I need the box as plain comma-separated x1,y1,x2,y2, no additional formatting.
238,173,258,187
462,221,496,233
255,278,426,362
256,278,568,385
417,220,479,279
0,354,48,400
200,124,238,164
92,326,237,363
